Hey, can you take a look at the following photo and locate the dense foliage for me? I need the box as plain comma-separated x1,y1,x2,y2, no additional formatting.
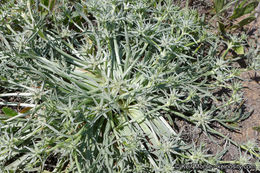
0,0,259,172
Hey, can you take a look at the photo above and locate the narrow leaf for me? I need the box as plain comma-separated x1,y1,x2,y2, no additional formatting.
218,21,226,34
230,8,244,19
237,0,247,9
243,1,259,15
230,2,258,19
214,0,225,13
19,107,32,114
238,16,256,27
38,30,47,40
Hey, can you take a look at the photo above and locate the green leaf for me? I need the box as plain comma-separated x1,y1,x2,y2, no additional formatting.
214,0,225,13
48,0,56,11
230,1,258,19
230,8,243,20
218,21,226,34
238,16,256,27
237,0,247,9
0,76,7,81
38,30,47,41
233,45,244,55
243,1,259,15
2,107,18,117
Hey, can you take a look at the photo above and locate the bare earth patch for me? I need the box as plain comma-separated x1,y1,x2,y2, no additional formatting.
231,70,260,143
177,1,260,172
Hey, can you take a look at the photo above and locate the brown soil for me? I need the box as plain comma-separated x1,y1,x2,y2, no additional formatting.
175,1,260,172
231,70,260,143
221,70,260,173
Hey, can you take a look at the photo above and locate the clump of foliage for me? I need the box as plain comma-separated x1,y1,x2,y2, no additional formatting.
0,0,259,172
211,0,259,60
212,0,259,31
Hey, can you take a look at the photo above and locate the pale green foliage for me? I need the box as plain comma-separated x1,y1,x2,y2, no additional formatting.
0,0,259,172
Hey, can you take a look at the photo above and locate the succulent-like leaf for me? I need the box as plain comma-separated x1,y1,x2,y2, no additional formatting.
2,107,18,117
233,45,245,55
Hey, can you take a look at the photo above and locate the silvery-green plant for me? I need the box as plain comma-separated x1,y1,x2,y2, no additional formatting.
0,0,259,172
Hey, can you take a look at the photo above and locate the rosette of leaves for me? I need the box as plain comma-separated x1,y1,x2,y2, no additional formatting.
0,0,256,172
